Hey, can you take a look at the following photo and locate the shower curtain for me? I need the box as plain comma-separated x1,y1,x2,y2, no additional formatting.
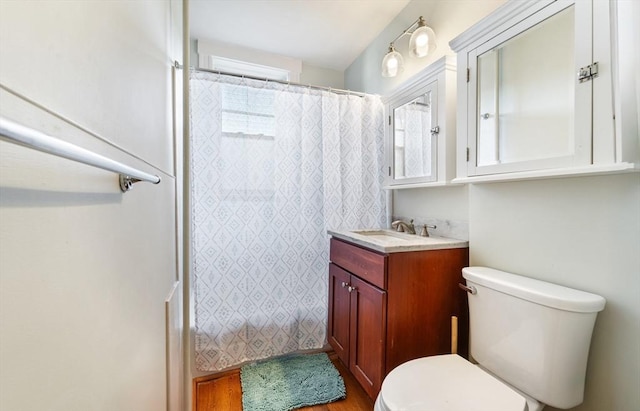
190,71,387,371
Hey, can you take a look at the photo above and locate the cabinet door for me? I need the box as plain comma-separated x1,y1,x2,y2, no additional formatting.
463,0,593,177
328,264,351,366
389,80,438,185
349,275,387,399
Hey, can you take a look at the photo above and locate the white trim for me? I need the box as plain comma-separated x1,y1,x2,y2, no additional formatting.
196,39,302,82
611,0,640,164
383,180,465,190
449,0,555,52
452,162,639,184
206,56,290,81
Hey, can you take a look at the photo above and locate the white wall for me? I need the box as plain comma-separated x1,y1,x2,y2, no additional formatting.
301,63,345,90
347,0,640,410
0,1,183,411
392,184,469,240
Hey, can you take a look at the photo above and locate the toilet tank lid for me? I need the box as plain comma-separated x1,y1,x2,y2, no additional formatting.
463,267,606,313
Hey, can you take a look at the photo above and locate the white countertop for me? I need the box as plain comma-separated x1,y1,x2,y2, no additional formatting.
328,229,468,253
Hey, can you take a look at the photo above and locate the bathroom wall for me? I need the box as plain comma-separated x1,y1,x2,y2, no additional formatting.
347,0,640,410
392,185,470,241
300,63,345,90
0,1,184,411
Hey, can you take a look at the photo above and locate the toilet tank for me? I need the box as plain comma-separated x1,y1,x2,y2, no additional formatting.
462,267,605,409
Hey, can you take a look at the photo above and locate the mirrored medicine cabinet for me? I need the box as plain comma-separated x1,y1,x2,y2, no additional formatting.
450,0,638,182
383,56,457,188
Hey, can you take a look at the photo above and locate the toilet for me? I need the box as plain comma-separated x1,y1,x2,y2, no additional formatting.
374,266,606,411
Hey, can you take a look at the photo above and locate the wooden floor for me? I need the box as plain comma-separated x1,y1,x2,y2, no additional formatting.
194,353,374,411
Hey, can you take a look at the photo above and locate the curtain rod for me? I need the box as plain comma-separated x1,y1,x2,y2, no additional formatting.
175,62,368,98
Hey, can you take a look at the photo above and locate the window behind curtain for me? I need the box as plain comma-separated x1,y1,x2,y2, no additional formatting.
220,84,276,201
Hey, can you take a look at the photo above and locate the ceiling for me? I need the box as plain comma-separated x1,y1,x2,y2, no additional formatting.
189,0,412,71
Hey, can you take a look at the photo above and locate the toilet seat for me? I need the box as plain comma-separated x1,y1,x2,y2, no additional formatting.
375,354,527,411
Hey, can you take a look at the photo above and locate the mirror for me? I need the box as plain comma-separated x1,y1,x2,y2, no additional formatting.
392,84,437,181
476,5,575,167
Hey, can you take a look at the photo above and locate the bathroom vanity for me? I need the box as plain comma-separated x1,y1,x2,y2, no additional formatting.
327,229,469,399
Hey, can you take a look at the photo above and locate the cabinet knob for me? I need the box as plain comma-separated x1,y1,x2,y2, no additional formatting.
347,286,358,293
341,281,349,288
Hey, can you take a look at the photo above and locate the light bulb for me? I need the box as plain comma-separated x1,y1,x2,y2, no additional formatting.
381,45,404,78
409,24,437,58
385,56,399,77
415,33,429,48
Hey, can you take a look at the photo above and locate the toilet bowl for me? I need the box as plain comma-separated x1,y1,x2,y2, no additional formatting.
373,354,528,411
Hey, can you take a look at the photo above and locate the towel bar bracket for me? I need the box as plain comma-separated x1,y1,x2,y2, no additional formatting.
119,174,161,192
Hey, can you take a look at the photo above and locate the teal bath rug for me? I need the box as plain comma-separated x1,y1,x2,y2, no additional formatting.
240,352,346,411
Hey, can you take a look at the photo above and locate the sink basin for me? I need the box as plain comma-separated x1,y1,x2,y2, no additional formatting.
327,228,469,253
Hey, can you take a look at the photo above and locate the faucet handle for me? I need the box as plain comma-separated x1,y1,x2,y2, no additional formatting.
419,224,437,237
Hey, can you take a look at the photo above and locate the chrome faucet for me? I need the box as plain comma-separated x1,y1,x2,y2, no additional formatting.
391,219,416,234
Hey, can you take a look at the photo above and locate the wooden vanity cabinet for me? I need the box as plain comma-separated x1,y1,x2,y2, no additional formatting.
328,238,469,399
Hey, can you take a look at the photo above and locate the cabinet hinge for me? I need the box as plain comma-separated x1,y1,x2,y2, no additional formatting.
430,126,440,134
388,115,391,125
466,68,470,83
388,166,391,176
466,147,470,162
577,62,599,83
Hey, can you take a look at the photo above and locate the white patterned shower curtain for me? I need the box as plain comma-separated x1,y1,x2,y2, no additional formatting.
190,71,387,371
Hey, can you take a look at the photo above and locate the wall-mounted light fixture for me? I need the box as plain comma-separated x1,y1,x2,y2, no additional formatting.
381,16,436,78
